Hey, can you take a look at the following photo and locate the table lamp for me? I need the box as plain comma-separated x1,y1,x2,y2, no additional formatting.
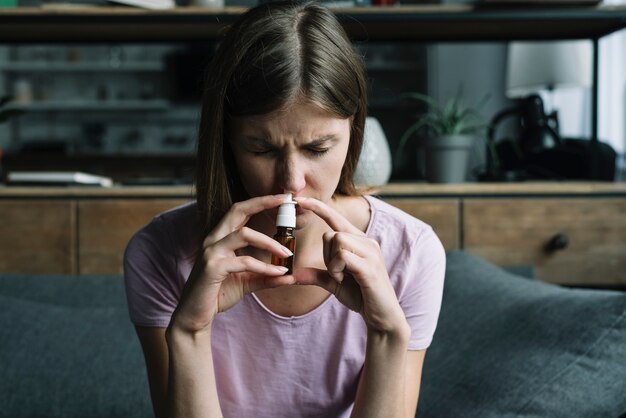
493,41,584,158
482,40,603,181
503,40,592,152
506,40,592,100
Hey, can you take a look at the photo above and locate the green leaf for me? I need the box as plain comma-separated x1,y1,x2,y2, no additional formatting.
399,89,490,141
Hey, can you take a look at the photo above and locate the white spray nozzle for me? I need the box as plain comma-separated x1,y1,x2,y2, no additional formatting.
276,192,296,228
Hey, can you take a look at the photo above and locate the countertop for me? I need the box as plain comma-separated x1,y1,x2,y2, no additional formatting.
2,182,626,198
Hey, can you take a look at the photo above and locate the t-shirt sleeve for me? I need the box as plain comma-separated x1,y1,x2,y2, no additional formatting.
396,226,446,351
123,216,181,328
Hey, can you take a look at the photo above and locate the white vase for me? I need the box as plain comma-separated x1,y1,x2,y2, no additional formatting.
354,117,392,187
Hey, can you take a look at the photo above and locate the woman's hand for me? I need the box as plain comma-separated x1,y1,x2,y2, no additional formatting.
170,194,296,335
292,197,408,335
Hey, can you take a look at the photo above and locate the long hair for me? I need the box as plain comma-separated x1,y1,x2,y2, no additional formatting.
195,0,368,235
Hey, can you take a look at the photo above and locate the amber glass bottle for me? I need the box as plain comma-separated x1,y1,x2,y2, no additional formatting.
271,193,296,274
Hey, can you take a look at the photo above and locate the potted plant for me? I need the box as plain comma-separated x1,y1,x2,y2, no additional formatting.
396,91,487,183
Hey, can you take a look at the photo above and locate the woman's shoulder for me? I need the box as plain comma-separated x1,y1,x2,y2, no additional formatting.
146,200,197,231
364,194,444,258
126,200,199,257
364,195,433,234
334,194,371,233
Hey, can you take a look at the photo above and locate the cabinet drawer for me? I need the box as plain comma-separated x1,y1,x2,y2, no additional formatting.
78,199,189,275
383,198,460,251
464,198,626,286
0,200,76,274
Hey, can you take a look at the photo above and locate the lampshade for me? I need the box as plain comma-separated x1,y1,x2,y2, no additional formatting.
506,40,592,98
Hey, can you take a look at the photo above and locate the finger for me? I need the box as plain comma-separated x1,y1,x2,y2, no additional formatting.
216,227,293,258
207,194,288,244
332,250,369,285
326,252,346,282
209,255,289,282
294,197,365,236
242,272,297,295
323,231,373,263
294,268,362,313
217,270,295,313
293,267,338,292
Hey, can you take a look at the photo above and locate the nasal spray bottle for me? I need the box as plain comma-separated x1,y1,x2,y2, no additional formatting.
271,193,296,274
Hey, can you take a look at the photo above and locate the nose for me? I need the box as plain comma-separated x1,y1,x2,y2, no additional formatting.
278,154,306,194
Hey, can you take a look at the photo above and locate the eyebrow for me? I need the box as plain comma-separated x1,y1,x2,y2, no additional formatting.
305,136,336,147
244,135,337,147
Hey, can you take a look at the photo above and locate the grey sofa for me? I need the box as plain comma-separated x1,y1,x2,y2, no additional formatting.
1,251,625,417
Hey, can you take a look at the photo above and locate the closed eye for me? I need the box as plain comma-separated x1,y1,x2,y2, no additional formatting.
251,149,276,156
306,148,330,157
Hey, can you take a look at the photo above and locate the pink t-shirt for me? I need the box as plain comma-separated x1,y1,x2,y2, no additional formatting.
124,195,445,418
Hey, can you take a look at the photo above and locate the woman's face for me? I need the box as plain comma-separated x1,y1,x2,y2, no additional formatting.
230,100,351,230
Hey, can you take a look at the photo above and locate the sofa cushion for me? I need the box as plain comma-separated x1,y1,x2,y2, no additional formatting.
0,274,127,308
0,276,152,418
417,251,626,418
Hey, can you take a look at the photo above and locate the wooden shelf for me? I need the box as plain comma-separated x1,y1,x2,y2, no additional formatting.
0,62,164,71
1,4,626,42
8,99,171,112
375,181,626,197
2,181,626,198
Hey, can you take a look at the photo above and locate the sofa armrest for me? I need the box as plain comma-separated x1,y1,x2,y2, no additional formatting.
417,251,626,418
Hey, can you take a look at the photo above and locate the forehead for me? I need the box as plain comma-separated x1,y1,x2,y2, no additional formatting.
232,101,350,141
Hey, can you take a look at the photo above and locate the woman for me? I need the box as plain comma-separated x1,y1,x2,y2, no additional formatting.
124,1,446,417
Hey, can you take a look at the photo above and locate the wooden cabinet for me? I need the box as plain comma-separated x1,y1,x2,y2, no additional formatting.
382,198,460,251
78,199,188,275
464,198,626,286
1,184,625,287
0,187,192,275
0,200,76,274
379,182,626,286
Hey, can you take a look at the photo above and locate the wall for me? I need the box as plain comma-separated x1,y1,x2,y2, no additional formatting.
426,42,512,180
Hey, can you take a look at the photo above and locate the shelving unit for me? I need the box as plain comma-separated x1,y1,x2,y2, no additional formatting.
0,43,199,164
1,4,626,181
1,5,626,42
0,62,164,72
7,99,171,112
0,31,426,180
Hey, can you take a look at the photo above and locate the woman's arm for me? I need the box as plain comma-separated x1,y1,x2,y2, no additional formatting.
165,325,222,418
135,325,223,418
292,197,433,418
135,327,169,418
404,350,426,416
130,194,295,417
351,325,412,418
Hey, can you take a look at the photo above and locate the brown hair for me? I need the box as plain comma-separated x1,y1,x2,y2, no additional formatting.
195,0,368,235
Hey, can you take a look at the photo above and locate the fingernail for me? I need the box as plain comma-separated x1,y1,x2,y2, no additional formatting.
274,194,287,199
273,266,289,274
282,246,293,257
293,196,307,202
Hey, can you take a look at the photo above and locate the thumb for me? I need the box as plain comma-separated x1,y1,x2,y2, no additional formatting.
243,271,297,295
293,267,336,292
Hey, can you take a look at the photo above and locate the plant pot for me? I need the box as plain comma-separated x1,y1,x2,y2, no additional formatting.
423,134,474,183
